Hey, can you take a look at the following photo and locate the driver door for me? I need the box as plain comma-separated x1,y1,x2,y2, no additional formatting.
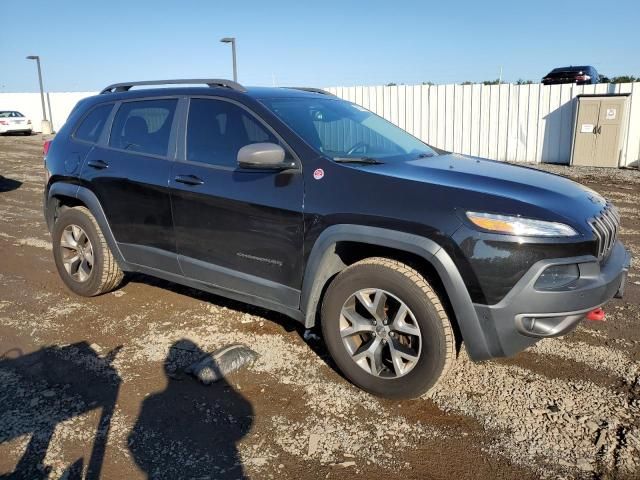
170,97,305,308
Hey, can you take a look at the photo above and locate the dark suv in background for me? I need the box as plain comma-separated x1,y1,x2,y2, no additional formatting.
43,79,630,398
542,66,600,85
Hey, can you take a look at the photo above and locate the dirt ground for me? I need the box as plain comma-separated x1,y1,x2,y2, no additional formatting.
0,134,639,480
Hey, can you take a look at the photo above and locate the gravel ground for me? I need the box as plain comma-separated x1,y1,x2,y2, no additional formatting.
1,134,639,479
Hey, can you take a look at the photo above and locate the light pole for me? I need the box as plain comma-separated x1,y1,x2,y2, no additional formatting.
26,55,47,122
26,55,52,134
220,37,237,82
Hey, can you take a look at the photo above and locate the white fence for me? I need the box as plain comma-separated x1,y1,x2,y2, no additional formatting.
2,83,639,167
0,92,95,134
326,83,640,167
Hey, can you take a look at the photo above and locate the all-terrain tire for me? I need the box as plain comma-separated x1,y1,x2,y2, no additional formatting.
321,257,455,399
52,206,123,296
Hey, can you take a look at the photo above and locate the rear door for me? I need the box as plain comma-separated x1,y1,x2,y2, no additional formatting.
81,97,180,273
170,97,305,308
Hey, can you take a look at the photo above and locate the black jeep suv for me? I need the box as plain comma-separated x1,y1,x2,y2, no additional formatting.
44,79,630,398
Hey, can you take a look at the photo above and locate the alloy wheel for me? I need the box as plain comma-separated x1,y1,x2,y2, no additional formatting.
60,224,94,282
339,288,422,378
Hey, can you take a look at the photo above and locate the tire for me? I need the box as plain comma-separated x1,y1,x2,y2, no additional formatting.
321,257,455,399
52,206,123,296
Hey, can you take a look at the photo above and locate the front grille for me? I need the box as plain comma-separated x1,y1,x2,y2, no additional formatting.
589,203,620,261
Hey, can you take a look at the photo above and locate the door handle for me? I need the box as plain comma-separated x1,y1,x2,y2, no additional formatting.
174,174,204,186
597,125,602,135
87,159,109,169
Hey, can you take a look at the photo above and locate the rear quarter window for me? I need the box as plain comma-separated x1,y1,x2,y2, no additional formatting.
74,104,114,143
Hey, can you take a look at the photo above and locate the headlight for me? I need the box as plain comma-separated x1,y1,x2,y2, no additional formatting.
466,212,578,237
534,264,580,290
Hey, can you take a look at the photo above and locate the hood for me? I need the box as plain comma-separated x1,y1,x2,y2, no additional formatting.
367,153,607,232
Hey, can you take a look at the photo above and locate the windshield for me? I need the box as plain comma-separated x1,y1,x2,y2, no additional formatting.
259,97,436,161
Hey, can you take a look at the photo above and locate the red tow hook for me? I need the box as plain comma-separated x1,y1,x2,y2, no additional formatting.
586,307,606,321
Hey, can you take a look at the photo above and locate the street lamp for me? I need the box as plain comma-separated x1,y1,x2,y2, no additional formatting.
220,37,237,82
26,55,52,133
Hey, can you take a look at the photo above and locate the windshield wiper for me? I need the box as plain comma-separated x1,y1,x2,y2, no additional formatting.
333,157,384,165
415,152,435,159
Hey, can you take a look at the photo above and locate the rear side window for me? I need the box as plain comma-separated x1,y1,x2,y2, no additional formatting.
0,111,24,118
186,98,281,167
74,104,113,143
109,99,177,156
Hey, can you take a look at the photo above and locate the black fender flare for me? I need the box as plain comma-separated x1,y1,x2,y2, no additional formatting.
47,182,130,270
300,224,498,360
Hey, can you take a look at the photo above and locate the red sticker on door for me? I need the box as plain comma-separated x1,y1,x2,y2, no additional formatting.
313,168,325,180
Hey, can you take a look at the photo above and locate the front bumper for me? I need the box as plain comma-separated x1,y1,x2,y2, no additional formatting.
472,241,631,358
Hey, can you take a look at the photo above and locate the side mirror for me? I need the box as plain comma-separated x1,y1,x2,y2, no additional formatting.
237,143,294,170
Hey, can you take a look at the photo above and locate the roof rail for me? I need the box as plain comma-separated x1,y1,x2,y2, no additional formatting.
100,79,246,94
286,87,336,97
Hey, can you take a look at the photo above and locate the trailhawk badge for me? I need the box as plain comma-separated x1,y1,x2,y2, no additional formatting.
313,168,325,180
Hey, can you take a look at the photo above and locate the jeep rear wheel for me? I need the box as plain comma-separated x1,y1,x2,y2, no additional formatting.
321,257,455,399
52,206,123,296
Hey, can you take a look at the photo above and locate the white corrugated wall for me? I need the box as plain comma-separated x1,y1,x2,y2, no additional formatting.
0,92,96,133
1,83,638,167
326,83,640,167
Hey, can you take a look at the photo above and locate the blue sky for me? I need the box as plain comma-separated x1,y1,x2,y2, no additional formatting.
1,0,638,92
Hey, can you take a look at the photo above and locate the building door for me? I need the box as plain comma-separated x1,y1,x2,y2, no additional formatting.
594,98,626,168
572,99,599,167
572,96,627,168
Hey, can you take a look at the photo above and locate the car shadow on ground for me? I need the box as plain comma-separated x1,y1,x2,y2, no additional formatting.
0,176,22,193
125,272,344,379
0,339,253,479
122,272,299,331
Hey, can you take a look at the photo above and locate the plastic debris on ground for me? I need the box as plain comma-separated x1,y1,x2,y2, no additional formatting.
186,344,259,385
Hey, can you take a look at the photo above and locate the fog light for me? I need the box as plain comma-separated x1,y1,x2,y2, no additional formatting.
535,264,579,290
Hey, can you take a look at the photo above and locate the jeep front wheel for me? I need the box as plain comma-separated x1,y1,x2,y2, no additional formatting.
321,257,455,399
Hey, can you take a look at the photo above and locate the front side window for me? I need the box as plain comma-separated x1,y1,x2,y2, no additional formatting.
109,99,177,156
259,97,435,161
75,103,113,143
186,98,282,167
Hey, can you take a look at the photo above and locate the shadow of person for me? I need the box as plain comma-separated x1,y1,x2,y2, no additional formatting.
128,339,254,480
0,342,121,480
